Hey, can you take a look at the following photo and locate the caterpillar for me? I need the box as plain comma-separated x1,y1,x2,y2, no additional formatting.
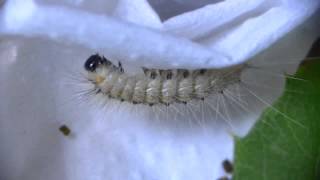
84,54,245,106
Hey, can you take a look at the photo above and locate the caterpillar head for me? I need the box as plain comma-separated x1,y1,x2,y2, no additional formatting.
84,54,111,72
84,54,112,84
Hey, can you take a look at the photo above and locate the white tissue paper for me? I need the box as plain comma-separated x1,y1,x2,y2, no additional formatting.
0,0,319,180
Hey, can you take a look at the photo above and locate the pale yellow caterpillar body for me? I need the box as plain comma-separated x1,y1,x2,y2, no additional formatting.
84,54,245,106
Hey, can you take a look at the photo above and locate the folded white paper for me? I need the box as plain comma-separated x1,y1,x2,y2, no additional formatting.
0,0,319,68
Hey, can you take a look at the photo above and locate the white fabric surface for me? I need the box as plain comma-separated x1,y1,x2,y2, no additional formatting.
0,0,319,180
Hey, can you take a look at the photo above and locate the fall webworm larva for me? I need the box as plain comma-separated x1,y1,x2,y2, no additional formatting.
83,54,245,107
74,50,318,133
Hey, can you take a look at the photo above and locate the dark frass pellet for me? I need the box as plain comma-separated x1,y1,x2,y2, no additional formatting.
59,125,71,136
222,159,233,174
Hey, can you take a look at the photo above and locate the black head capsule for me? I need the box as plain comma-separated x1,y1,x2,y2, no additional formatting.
84,54,108,72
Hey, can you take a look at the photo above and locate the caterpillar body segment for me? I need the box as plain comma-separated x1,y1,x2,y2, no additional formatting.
84,54,244,106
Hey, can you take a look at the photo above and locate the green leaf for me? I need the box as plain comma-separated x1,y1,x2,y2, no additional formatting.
234,59,320,180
